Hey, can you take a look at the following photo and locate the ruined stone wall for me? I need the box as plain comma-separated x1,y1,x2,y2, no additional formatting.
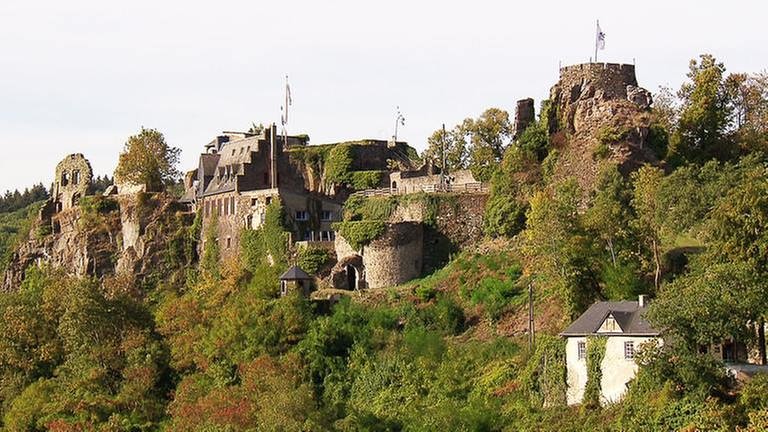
53,154,93,212
513,98,536,139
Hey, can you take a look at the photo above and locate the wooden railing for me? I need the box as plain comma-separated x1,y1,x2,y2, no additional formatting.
353,182,488,197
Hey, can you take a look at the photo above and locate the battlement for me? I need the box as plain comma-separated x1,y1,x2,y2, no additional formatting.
554,62,638,102
559,62,635,76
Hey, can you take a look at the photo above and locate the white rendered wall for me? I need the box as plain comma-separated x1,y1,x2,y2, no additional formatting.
566,336,658,406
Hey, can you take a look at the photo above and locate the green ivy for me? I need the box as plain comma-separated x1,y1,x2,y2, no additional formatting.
520,334,566,407
349,170,384,190
241,200,290,270
325,144,354,185
583,336,607,409
333,221,386,250
297,246,333,275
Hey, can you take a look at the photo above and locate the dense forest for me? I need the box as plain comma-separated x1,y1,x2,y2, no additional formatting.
0,54,767,431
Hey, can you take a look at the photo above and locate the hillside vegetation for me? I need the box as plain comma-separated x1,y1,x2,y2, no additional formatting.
0,54,767,431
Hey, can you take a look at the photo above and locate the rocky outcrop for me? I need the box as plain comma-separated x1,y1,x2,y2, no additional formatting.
2,202,121,291
548,63,659,195
2,193,196,292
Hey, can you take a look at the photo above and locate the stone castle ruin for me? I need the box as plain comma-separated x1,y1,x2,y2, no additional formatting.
547,62,657,195
2,61,658,297
52,153,93,212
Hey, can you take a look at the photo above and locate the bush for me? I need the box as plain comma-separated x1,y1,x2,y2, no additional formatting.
333,221,386,250
297,246,333,275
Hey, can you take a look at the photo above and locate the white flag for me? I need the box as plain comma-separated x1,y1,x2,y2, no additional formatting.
596,21,606,50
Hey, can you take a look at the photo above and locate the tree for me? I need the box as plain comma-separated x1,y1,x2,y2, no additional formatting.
725,72,768,153
584,164,633,267
465,108,514,182
630,166,665,291
525,180,596,316
668,54,734,164
114,127,180,191
422,125,469,173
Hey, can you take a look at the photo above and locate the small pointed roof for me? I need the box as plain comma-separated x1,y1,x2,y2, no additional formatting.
279,265,312,281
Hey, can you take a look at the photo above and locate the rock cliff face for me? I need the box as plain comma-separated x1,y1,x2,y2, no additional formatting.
2,193,196,292
2,202,121,291
548,63,658,195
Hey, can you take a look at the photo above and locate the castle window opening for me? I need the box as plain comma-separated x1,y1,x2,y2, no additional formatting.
251,198,258,207
72,170,80,185
391,181,397,190
230,197,236,214
266,197,272,205
226,237,231,249
61,171,69,186
295,210,309,221
320,210,333,221
231,149,236,156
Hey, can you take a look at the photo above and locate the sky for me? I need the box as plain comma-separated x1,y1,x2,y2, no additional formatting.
1,0,766,193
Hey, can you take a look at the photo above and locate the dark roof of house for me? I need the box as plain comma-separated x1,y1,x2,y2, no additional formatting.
560,300,660,337
279,265,312,280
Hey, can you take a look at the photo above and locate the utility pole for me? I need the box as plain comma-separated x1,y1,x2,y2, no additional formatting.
441,123,447,191
528,282,535,350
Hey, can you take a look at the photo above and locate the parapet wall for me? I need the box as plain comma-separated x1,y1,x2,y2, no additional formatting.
557,63,637,101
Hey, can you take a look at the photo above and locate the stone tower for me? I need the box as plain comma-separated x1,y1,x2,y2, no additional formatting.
52,154,93,212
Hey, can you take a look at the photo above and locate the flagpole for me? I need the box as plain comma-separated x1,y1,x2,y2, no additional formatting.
594,20,599,63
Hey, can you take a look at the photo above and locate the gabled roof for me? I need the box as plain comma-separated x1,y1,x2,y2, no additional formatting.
560,300,660,337
279,265,312,280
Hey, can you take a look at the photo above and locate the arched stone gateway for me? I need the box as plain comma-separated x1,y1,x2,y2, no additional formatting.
331,254,364,291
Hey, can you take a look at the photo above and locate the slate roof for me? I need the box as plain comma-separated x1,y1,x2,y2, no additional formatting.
279,265,312,280
560,300,660,337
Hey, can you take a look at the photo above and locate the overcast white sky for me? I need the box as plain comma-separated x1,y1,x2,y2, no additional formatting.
1,0,766,193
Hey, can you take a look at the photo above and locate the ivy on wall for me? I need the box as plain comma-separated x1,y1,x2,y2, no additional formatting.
332,221,386,251
583,336,607,409
520,335,567,408
241,200,290,270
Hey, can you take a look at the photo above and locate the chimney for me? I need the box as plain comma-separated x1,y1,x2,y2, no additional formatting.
638,295,647,308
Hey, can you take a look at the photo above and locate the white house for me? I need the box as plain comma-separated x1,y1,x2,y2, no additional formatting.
560,295,660,405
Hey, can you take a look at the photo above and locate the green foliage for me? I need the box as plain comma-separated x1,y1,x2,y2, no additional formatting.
200,211,221,280
516,121,550,161
325,143,354,185
0,184,49,214
463,263,523,321
349,170,384,190
583,336,607,409
668,54,735,165
333,221,386,250
241,200,290,270
520,335,566,407
297,246,333,275
115,127,181,190
0,201,43,274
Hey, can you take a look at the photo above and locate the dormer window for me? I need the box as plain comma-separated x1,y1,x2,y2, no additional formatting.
597,313,622,333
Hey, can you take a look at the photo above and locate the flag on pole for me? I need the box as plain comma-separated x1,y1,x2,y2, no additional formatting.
281,75,292,126
596,21,606,51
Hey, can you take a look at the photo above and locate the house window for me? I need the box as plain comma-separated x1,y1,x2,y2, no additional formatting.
624,341,635,359
577,341,586,360
320,231,335,241
303,230,312,241
251,198,258,207
320,210,333,221
230,197,236,214
295,211,309,221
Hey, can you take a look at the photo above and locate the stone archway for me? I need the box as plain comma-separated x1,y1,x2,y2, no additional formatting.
346,264,358,290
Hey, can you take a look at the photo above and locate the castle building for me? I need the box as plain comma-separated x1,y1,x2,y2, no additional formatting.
182,124,417,260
